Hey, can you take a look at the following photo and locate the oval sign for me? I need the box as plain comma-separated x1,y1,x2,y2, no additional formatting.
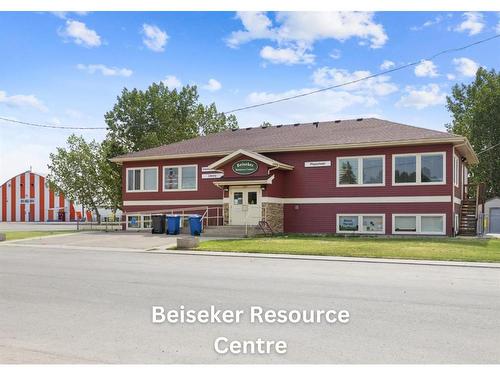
232,159,258,175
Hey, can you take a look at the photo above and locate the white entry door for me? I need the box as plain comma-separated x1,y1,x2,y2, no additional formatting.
229,186,261,225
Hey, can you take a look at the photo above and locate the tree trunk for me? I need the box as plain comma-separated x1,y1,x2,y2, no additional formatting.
93,206,101,224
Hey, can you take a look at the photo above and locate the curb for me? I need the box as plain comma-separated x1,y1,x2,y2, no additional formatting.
0,232,81,244
153,249,500,269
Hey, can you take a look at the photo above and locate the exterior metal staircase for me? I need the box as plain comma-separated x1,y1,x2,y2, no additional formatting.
459,183,486,236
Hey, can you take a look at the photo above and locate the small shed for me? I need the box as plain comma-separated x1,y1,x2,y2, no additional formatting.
485,198,500,234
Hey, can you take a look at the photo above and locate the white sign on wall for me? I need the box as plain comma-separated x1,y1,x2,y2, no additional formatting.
304,161,332,168
202,167,219,173
202,173,224,179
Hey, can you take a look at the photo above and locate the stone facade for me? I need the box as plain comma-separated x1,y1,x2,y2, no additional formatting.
223,203,229,225
262,202,284,233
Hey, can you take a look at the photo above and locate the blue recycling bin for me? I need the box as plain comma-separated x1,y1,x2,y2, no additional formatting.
166,215,181,235
188,214,202,236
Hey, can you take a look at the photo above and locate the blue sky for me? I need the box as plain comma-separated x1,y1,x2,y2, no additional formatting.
1,11,499,182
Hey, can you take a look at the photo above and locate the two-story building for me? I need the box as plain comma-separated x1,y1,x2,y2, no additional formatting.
111,118,478,236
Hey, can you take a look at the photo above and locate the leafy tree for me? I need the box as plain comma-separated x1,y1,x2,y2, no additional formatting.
47,135,107,222
446,67,500,198
102,82,238,209
339,161,358,184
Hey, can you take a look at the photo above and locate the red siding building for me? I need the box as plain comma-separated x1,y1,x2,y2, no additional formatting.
0,170,85,222
111,118,478,236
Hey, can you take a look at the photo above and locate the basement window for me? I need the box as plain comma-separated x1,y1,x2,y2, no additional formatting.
337,214,385,234
393,214,445,235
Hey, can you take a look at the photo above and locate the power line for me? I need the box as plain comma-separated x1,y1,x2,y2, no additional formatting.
1,33,499,130
223,34,500,114
477,142,500,155
0,116,107,130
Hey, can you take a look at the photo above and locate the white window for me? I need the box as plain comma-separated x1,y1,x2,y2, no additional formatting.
126,167,158,192
392,152,445,185
337,214,385,234
336,155,385,187
453,155,460,187
126,214,152,230
163,165,198,191
392,214,446,235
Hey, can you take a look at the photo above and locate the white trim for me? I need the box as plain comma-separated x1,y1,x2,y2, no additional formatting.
336,213,385,234
336,155,385,187
124,195,451,206
453,154,460,188
392,151,446,186
162,164,198,192
124,199,223,206
453,197,462,205
282,195,451,204
392,213,446,235
207,149,293,171
126,166,159,193
213,174,275,187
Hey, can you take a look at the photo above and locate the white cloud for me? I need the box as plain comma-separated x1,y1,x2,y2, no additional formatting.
414,60,439,77
453,57,480,77
76,64,133,77
226,12,275,48
447,73,456,80
410,14,449,31
329,49,341,60
60,19,101,47
260,45,314,65
454,12,485,35
202,78,222,92
52,11,89,20
246,88,376,122
0,90,48,112
226,12,388,64
142,24,168,52
396,84,446,109
163,75,182,89
380,60,395,70
312,67,398,96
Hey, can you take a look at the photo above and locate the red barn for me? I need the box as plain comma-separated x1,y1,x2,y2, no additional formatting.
0,170,83,222
111,118,480,236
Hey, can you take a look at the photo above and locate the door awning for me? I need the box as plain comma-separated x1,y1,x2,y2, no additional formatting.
207,149,294,171
213,174,275,187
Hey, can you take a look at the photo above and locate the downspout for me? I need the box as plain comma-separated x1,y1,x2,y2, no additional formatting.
452,145,456,236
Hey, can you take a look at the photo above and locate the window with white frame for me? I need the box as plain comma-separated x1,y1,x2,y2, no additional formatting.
126,167,158,192
453,155,460,187
126,214,152,230
393,214,445,235
337,156,384,186
163,165,198,191
337,214,385,233
393,152,445,185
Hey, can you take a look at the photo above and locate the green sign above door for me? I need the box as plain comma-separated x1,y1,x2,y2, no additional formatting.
232,160,258,175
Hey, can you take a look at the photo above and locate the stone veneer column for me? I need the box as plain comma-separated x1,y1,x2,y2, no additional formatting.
223,203,229,225
262,202,284,233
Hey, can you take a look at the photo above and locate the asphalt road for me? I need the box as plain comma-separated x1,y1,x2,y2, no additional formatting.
1,244,499,364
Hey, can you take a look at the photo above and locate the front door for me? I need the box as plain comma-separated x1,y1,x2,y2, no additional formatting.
229,186,261,225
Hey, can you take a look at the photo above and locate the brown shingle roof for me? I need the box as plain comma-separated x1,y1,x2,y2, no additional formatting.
111,118,464,162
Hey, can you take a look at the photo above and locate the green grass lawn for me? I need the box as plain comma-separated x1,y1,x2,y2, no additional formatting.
3,231,76,241
197,236,500,263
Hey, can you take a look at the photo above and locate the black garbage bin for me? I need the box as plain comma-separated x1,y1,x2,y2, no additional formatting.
151,215,166,234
